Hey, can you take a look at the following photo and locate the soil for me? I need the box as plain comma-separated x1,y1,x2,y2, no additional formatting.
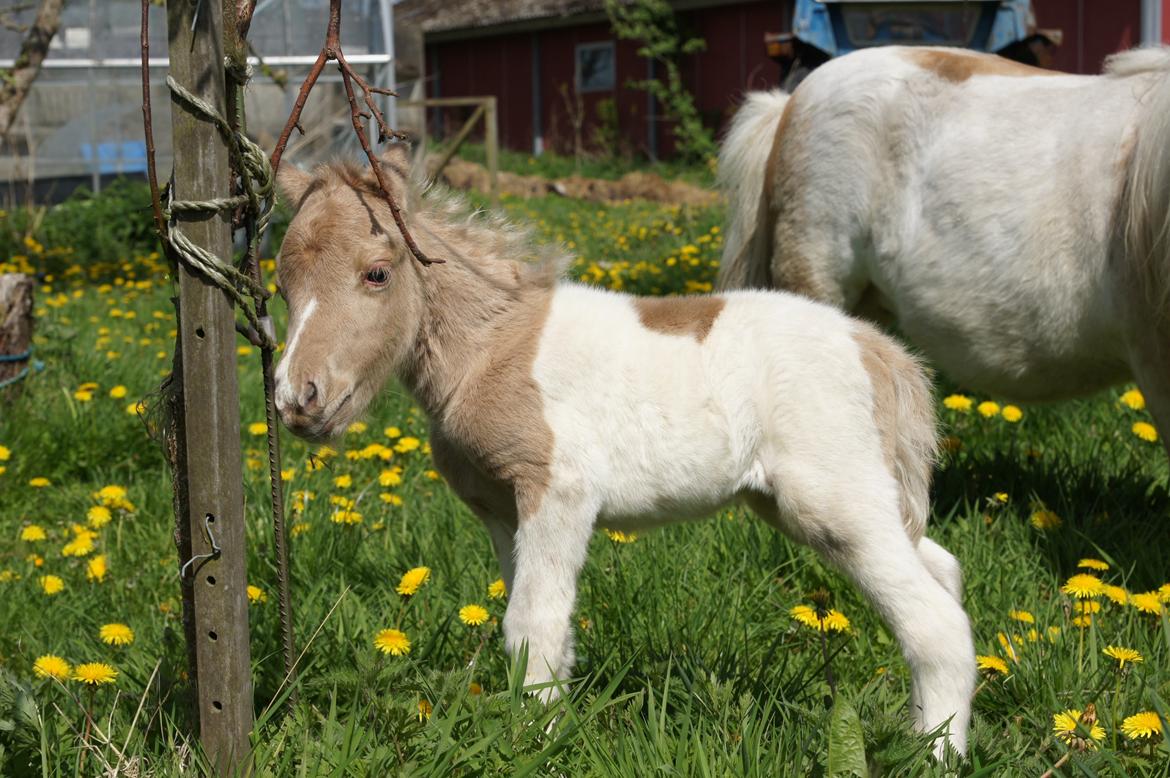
431,157,720,208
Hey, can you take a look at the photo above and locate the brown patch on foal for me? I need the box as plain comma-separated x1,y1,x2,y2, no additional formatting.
435,290,556,520
907,49,1056,83
634,296,725,341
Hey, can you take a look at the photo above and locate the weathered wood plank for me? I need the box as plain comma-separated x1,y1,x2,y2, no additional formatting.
0,273,35,401
165,0,253,773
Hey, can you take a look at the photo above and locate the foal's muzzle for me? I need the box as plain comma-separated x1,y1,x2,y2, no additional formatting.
275,374,352,441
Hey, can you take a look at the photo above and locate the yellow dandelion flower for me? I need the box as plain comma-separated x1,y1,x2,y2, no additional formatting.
330,509,363,525
488,578,507,599
87,505,112,528
1073,614,1092,628
20,525,46,542
1159,583,1170,602
977,401,1000,418
976,655,1009,675
109,385,128,399
34,655,72,681
378,468,403,487
247,422,267,436
459,604,489,626
1102,645,1142,668
373,628,410,656
1120,388,1145,410
1102,584,1128,605
1053,708,1104,749
424,469,441,480
1132,421,1158,442
73,389,93,402
1077,558,1109,571
604,529,638,543
993,492,1010,504
290,522,310,538
790,604,850,633
1030,509,1063,531
1130,591,1164,615
0,444,9,461
396,566,431,596
40,575,64,595
126,401,146,416
1009,609,1035,624
1121,711,1163,741
469,682,482,695
86,555,107,582
1061,574,1104,598
62,534,95,557
73,662,117,685
93,485,127,506
394,436,421,453
28,477,50,488
384,426,402,439
347,422,368,434
418,699,433,721
1074,600,1101,615
943,394,973,412
1047,625,1062,642
247,585,267,604
1001,405,1023,422
333,474,352,489
99,623,134,646
379,492,404,506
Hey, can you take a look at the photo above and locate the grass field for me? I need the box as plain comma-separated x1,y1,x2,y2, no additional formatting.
0,183,1168,776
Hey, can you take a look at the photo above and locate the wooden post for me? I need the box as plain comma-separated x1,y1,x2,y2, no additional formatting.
0,274,34,400
484,96,499,208
166,0,253,773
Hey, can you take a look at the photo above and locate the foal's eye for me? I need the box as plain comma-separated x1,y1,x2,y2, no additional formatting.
364,265,391,288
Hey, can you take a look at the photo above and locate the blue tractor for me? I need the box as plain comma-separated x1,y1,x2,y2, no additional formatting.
766,0,1061,90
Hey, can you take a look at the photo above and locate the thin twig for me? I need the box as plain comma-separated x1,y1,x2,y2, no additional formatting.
140,0,165,239
1039,751,1071,778
267,0,439,266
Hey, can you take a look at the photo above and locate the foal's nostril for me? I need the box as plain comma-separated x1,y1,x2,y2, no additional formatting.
302,380,320,411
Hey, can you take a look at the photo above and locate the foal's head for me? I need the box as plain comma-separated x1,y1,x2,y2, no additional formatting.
273,156,426,440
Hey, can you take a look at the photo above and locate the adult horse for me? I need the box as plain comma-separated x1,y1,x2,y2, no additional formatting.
718,45,1170,454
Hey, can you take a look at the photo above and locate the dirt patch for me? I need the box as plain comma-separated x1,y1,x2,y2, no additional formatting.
431,157,720,208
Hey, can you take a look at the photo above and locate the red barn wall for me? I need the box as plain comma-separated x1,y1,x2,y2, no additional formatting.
1032,0,1142,73
425,0,1158,157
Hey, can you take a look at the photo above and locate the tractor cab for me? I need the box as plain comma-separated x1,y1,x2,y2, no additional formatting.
766,0,1061,90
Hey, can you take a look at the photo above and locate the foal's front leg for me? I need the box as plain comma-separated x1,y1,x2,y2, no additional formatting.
503,487,596,701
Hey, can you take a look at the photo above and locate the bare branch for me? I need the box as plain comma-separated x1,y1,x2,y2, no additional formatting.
268,0,438,266
0,0,65,140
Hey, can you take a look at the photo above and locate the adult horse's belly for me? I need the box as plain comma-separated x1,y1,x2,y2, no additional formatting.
863,75,1138,403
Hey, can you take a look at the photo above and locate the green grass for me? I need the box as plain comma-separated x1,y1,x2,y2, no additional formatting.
1,189,1169,776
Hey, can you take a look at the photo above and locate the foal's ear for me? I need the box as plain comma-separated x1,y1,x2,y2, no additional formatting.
277,164,312,208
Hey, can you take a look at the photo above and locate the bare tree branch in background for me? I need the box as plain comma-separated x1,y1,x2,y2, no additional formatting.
0,0,66,140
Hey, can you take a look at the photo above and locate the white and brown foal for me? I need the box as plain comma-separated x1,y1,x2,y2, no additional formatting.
273,158,975,756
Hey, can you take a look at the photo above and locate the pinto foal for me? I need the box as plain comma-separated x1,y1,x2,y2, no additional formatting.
273,160,976,756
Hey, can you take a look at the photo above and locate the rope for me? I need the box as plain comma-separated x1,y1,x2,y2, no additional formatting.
163,74,276,349
0,348,31,363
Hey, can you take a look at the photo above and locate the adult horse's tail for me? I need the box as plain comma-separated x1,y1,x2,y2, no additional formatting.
716,90,789,290
1120,47,1170,309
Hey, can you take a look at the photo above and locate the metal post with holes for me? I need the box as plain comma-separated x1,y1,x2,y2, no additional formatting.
166,0,253,773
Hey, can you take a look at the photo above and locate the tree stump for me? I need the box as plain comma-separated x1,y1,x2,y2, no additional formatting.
0,274,35,400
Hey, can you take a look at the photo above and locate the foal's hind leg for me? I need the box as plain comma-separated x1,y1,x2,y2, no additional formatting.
762,468,974,757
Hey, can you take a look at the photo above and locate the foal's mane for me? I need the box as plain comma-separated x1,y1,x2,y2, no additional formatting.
318,160,565,294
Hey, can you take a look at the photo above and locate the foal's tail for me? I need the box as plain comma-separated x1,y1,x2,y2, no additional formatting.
853,323,939,542
716,90,790,290
1121,49,1170,311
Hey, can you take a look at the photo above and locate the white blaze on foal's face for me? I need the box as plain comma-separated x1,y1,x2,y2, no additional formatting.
273,163,424,440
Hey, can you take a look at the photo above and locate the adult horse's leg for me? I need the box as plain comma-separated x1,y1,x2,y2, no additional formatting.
504,486,597,701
